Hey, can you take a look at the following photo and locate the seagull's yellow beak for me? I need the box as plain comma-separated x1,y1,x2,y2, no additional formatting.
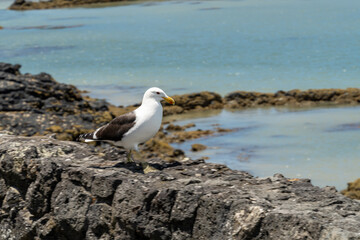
162,96,175,105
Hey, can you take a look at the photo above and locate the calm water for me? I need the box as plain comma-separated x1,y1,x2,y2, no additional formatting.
169,106,360,190
1,0,360,189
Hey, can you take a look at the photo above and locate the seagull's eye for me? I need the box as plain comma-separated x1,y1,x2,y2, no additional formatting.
156,92,160,95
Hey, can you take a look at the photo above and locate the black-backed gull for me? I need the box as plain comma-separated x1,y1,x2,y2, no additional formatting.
78,87,175,171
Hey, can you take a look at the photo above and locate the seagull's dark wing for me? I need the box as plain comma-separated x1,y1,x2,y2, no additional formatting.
78,112,136,141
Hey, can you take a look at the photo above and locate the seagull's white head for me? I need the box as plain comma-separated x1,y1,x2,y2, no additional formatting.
143,87,175,105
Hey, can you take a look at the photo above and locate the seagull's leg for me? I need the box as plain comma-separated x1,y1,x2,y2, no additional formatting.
126,150,134,163
134,147,158,173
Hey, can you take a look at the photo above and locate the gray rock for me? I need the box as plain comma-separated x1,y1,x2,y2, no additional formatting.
0,134,360,239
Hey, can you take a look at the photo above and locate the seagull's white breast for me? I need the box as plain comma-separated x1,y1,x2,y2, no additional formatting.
119,100,163,149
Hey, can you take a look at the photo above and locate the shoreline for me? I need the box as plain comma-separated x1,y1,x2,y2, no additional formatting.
1,62,360,191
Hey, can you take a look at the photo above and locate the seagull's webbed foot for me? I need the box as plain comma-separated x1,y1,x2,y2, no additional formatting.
141,162,159,174
126,149,158,173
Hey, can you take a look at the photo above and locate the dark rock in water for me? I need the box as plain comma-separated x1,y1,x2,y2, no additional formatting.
191,143,207,152
225,88,360,108
327,123,360,132
166,123,185,131
163,91,224,116
9,0,129,10
0,134,360,239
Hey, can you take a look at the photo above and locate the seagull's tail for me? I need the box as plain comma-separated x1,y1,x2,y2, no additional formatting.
77,132,96,142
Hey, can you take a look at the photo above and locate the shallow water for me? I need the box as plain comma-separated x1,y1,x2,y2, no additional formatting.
1,0,360,189
170,106,360,190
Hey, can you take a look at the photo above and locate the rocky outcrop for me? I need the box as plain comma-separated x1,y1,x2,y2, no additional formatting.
9,0,129,10
0,63,129,141
0,134,360,239
225,88,360,108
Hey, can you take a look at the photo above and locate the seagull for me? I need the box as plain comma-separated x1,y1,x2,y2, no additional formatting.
78,87,175,171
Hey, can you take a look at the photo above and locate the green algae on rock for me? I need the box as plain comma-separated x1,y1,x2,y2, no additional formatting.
225,88,360,109
341,178,360,200
191,143,207,152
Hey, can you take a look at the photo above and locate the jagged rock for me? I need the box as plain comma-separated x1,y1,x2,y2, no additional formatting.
0,63,123,141
0,134,360,239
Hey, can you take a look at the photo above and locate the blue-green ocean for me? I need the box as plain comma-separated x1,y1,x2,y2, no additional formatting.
1,0,360,189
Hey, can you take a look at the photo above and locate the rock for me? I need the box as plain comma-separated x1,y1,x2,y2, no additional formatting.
225,88,360,109
0,134,360,239
166,124,184,131
191,143,207,152
168,129,214,143
0,63,123,141
9,0,129,10
341,178,360,200
143,138,183,158
184,123,196,129
163,91,224,116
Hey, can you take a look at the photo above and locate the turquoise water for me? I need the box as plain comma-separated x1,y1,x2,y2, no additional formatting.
1,0,360,104
1,0,360,189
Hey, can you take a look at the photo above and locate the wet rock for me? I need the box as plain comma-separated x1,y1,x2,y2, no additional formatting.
166,124,184,131
191,143,207,152
143,139,180,157
9,0,128,10
168,129,214,143
341,178,360,200
183,123,196,129
1,134,360,239
225,88,360,109
163,91,223,116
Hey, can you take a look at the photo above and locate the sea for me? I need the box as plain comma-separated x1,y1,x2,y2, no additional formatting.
1,0,360,190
